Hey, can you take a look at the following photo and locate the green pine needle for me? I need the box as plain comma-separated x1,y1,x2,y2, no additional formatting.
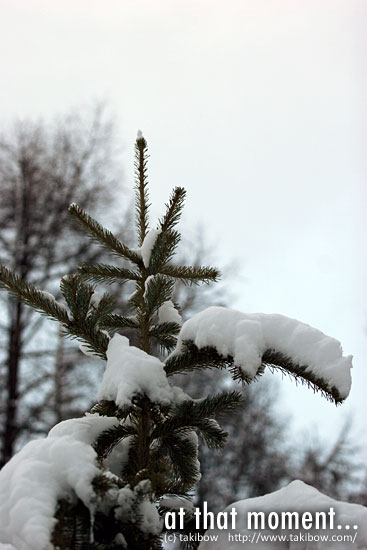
160,264,220,284
159,187,186,233
77,262,140,285
134,133,150,245
0,265,69,325
68,203,142,265
100,313,140,331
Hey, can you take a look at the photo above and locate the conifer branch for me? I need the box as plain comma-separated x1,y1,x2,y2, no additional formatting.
135,133,150,245
150,322,181,338
150,394,241,448
159,187,186,233
77,262,140,284
144,274,175,317
93,424,136,461
0,266,108,359
148,230,181,273
261,350,345,404
167,341,345,404
87,292,117,325
68,203,142,265
158,434,201,492
150,322,180,351
164,343,233,376
0,265,69,324
160,264,220,284
59,275,109,359
90,400,133,420
196,418,228,449
190,390,244,418
100,314,140,331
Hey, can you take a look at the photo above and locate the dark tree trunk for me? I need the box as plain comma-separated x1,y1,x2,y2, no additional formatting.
1,300,23,467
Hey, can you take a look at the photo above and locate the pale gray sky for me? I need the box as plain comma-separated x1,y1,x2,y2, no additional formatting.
0,0,366,446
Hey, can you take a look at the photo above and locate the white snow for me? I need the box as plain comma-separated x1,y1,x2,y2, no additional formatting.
173,307,352,398
115,486,135,522
0,414,118,550
144,275,156,298
39,290,67,314
115,481,162,536
198,480,367,550
105,436,132,476
158,300,182,325
48,414,119,442
159,496,194,513
139,500,162,535
90,290,101,308
133,228,161,268
39,290,56,302
98,333,175,407
188,430,201,482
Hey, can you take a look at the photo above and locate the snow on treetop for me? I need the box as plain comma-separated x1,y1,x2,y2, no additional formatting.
198,480,367,550
98,333,187,407
173,307,352,400
0,415,118,550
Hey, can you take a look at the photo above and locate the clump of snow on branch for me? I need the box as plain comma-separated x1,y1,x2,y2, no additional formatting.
0,415,118,550
198,480,367,550
188,430,201,482
173,307,352,398
90,290,101,308
114,480,162,535
158,300,182,325
98,333,179,407
39,290,67,314
133,228,161,268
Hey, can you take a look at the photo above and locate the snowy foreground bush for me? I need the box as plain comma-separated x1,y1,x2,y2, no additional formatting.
0,133,359,549
198,481,367,550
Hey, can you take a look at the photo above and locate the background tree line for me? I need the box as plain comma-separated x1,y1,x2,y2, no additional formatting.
0,106,365,508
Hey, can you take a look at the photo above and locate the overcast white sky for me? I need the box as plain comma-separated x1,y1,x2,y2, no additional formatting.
0,0,366,448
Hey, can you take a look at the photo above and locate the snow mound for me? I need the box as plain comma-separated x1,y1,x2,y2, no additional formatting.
198,480,367,550
173,307,352,399
0,415,117,550
158,300,182,325
98,333,175,407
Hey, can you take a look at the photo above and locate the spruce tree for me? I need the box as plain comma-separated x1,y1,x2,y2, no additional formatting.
0,133,352,550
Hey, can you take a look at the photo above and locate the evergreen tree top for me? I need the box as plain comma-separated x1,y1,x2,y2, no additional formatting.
0,133,353,550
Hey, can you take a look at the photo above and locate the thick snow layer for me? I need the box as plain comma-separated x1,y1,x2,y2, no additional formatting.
105,436,132,476
158,300,182,325
98,333,175,407
115,481,162,536
188,431,201,482
139,500,162,535
173,307,352,398
198,480,367,550
133,228,161,268
0,415,117,550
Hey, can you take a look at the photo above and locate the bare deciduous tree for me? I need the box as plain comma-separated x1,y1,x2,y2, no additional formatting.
0,105,124,466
